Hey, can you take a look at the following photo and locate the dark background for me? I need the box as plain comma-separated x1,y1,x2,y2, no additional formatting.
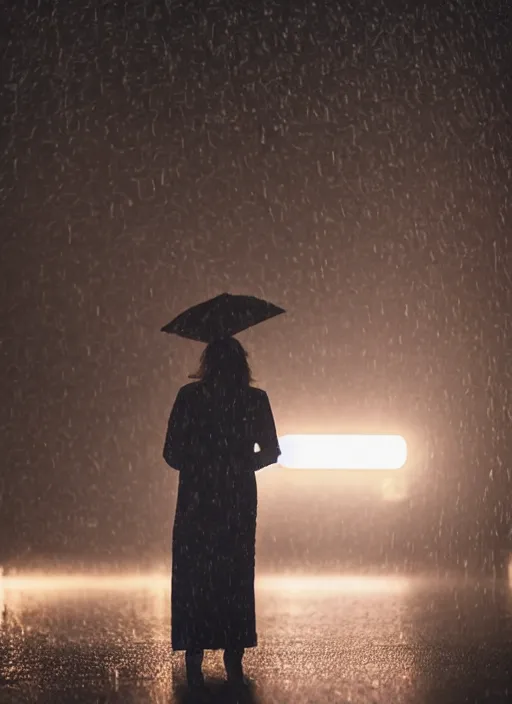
1,0,511,570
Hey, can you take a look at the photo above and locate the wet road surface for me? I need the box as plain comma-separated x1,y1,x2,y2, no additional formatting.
1,571,512,703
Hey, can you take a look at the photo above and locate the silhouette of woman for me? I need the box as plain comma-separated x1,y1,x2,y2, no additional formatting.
163,337,281,689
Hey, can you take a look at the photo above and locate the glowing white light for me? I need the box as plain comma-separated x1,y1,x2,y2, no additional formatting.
278,434,407,470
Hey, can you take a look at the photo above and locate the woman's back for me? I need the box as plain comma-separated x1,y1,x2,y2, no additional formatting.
176,381,268,468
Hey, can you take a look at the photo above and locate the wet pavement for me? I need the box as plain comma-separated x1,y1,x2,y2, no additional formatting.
1,571,512,703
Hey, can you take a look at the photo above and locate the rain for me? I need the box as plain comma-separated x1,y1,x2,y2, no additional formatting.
1,0,511,702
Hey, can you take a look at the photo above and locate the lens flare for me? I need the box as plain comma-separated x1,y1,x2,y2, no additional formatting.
278,434,407,470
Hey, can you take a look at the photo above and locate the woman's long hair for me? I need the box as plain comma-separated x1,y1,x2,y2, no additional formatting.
189,337,254,386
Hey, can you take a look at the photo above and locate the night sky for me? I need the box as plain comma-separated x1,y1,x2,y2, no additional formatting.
1,0,511,567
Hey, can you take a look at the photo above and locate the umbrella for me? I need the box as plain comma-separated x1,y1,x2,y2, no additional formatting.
161,293,285,342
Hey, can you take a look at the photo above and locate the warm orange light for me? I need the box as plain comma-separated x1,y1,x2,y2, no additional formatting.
0,573,409,595
278,434,407,470
257,574,409,595
1,574,169,592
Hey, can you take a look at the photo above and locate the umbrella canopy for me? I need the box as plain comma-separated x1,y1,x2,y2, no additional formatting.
161,293,285,343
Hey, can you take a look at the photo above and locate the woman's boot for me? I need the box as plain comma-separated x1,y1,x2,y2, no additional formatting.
223,648,246,685
185,648,205,688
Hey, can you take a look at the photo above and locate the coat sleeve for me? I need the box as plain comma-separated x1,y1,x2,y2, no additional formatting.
163,388,189,470
254,391,281,471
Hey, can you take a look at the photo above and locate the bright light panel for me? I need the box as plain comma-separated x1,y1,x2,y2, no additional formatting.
278,434,407,470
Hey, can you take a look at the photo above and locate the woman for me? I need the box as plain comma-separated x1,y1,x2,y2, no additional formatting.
163,337,281,689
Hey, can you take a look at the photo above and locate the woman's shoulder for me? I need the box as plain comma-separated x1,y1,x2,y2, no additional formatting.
177,381,201,396
248,385,268,401
178,381,268,400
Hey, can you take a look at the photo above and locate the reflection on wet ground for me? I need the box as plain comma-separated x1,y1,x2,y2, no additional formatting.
1,572,512,703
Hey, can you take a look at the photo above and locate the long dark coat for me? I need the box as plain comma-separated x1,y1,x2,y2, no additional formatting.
163,381,280,652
